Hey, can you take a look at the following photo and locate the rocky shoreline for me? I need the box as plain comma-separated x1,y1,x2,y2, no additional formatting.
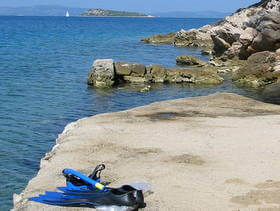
141,0,280,88
86,0,280,90
13,93,280,210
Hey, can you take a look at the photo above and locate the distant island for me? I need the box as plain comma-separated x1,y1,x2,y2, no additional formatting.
81,9,151,17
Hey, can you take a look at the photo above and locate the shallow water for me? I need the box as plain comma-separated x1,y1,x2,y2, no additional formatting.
0,16,277,210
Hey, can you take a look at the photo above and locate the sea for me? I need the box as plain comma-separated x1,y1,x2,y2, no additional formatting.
0,16,278,210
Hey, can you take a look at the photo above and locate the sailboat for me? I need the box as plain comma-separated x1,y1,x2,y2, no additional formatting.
66,11,70,17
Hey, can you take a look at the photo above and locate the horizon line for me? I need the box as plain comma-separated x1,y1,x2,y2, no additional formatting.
0,4,233,13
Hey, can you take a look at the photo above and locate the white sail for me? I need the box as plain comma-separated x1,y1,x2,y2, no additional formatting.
66,11,70,17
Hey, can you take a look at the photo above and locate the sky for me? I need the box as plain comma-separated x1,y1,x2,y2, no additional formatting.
0,0,260,13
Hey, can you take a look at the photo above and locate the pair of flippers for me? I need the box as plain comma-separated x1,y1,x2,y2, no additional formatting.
29,164,146,210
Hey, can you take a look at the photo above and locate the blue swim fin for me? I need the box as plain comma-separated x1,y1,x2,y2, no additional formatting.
29,189,138,208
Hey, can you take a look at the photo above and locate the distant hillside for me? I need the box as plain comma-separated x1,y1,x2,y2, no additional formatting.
0,5,87,16
81,9,149,17
152,11,231,18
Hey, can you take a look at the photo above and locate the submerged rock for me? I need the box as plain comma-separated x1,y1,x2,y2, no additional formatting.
141,32,175,44
165,67,224,85
176,55,207,66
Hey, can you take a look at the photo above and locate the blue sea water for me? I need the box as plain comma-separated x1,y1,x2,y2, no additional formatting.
0,16,275,210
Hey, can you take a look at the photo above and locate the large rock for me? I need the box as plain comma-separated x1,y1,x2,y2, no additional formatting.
239,27,258,46
250,14,280,52
114,62,147,83
88,59,115,88
176,55,207,66
211,35,231,57
115,62,146,77
232,51,280,87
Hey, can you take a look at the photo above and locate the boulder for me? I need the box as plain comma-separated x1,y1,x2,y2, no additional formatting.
211,35,231,57
88,59,115,88
114,62,132,75
224,42,243,59
232,51,280,87
239,27,258,46
115,62,146,77
214,28,239,45
250,14,280,52
176,55,207,66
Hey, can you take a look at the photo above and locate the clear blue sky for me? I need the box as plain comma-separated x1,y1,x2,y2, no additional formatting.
0,0,260,13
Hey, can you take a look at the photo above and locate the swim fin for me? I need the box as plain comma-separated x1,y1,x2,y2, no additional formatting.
57,185,145,208
29,189,139,208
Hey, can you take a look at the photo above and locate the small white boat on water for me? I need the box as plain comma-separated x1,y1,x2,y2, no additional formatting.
66,11,70,17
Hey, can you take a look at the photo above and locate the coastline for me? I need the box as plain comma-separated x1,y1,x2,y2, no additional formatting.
79,15,155,18
13,93,280,210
